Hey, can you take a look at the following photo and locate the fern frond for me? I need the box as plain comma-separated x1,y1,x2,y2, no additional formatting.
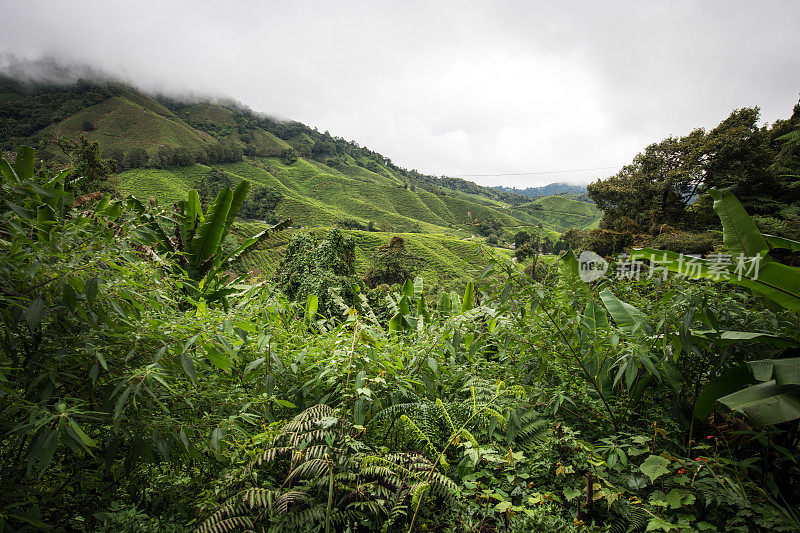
274,489,310,514
285,458,331,485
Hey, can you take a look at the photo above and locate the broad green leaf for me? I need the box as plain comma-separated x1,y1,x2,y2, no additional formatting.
36,204,56,242
181,190,201,246
630,249,800,310
582,301,609,331
709,188,768,257
402,278,414,298
561,248,580,279
438,292,451,315
450,291,462,315
222,180,251,242
599,288,647,333
85,277,99,306
427,356,438,374
0,155,20,184
748,358,800,385
274,398,297,408
414,276,424,297
211,427,224,451
205,344,234,370
189,188,233,265
180,352,196,386
691,330,800,349
462,281,475,312
766,234,800,252
694,366,753,420
304,294,319,323
494,501,512,512
388,312,402,332
639,455,670,482
667,488,695,509
62,285,78,312
24,298,45,330
114,386,132,420
646,517,682,532
68,419,97,448
14,145,35,180
417,291,430,324
6,202,33,219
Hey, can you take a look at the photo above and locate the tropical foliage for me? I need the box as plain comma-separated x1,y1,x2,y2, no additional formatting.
1,145,798,533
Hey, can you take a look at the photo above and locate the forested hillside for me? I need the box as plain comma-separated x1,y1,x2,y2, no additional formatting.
494,182,589,199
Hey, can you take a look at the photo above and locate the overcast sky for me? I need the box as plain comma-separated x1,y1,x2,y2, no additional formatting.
1,1,798,187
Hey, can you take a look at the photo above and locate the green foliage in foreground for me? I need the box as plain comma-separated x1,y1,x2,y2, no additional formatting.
1,148,799,532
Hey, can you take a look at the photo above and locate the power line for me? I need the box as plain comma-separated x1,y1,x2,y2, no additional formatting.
455,165,621,178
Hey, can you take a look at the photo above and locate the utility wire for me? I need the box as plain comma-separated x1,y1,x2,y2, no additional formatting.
455,165,620,178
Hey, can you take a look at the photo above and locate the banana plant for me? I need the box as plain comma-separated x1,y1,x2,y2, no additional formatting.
144,181,291,306
629,189,800,426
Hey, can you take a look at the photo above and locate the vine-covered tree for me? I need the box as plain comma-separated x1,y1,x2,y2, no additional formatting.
274,229,359,316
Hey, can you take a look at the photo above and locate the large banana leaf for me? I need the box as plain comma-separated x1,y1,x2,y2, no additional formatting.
718,358,800,425
709,188,768,257
388,295,413,332
180,190,202,248
718,380,800,426
189,188,233,266
766,234,800,252
36,205,56,242
694,366,753,420
691,330,800,349
0,155,19,184
220,180,250,244
748,358,800,385
14,145,36,181
462,281,475,312
629,249,800,310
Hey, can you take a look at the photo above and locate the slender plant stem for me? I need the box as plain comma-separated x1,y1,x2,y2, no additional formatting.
538,298,619,431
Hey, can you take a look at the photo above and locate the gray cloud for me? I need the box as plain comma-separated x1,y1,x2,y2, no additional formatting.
1,0,798,187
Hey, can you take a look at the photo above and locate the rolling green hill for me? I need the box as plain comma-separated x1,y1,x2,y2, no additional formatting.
515,195,602,233
1,75,602,286
44,96,217,155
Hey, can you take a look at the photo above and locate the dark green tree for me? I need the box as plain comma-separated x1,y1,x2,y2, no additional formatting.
513,230,530,249
363,236,422,288
124,147,149,168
